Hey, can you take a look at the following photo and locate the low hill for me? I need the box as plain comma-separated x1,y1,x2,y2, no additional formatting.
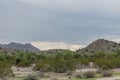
40,49,73,54
77,39,120,54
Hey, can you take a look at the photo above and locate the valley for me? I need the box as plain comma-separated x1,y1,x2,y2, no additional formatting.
0,39,120,80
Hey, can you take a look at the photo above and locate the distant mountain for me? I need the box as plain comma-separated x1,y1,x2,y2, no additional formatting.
0,42,40,52
77,39,120,54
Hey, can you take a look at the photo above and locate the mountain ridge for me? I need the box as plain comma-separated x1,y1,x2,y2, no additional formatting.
0,39,119,53
0,42,40,52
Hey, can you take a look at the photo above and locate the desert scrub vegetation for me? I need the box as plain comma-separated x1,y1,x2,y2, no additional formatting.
0,53,14,77
74,71,95,79
14,52,36,67
34,51,77,73
1,49,120,78
11,50,120,72
0,61,13,77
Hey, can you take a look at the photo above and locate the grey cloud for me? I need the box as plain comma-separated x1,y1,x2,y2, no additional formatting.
0,0,120,44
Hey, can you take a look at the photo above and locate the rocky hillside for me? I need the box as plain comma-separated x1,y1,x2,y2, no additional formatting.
0,42,40,52
77,39,120,54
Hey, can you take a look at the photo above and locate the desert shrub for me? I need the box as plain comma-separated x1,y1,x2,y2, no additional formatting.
52,59,67,73
15,56,22,65
63,52,73,60
74,73,82,78
34,60,51,72
83,71,95,78
24,75,38,80
79,58,90,65
30,56,36,63
102,70,112,77
0,61,13,77
15,56,31,67
17,60,30,67
73,53,81,59
0,53,6,61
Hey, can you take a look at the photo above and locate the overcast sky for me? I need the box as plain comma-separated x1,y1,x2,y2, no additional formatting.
0,0,120,44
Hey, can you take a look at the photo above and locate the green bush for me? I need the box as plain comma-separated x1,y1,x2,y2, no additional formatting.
15,52,36,67
15,56,22,65
0,61,13,77
34,60,51,72
0,53,6,61
52,59,67,73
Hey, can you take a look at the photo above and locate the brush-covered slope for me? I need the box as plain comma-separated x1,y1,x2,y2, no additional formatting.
77,39,120,54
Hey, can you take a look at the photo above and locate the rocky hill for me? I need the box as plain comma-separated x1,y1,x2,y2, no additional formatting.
0,42,40,52
77,39,120,54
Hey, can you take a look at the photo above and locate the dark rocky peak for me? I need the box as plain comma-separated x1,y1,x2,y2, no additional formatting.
0,42,40,52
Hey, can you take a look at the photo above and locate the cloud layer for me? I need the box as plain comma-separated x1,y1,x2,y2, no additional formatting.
0,0,120,44
31,41,86,51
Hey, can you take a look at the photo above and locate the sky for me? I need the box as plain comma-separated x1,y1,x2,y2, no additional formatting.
0,0,120,45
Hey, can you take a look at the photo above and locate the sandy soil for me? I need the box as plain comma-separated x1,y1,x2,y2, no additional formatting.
96,76,120,80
